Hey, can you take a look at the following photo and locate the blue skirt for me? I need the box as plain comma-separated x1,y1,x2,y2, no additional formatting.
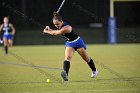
3,34,13,40
65,37,87,50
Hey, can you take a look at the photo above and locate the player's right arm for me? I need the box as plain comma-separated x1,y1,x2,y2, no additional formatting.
0,24,3,41
43,25,72,35
0,24,3,32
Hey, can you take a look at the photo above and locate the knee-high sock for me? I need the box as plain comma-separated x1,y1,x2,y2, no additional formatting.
4,46,8,54
63,60,70,76
87,59,96,71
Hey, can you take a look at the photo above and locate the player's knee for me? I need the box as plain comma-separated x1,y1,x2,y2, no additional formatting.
65,56,72,61
8,41,13,47
3,41,8,46
8,44,12,47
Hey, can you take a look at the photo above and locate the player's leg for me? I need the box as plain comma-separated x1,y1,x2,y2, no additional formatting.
76,47,90,62
76,47,98,78
8,39,13,47
61,47,75,81
3,37,8,54
76,48,96,71
64,47,75,75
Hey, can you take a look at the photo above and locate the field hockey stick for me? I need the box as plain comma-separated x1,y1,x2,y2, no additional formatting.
51,0,66,24
44,0,66,32
56,0,66,13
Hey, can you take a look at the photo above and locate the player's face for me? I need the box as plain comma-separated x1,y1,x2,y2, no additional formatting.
53,19,63,29
4,17,9,24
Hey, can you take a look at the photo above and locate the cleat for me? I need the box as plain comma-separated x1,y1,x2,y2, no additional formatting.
91,69,98,78
61,71,68,81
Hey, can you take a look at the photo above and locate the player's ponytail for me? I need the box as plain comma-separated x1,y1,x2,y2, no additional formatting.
53,12,62,21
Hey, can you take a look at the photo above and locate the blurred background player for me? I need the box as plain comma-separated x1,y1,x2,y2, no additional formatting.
43,12,98,81
0,16,16,54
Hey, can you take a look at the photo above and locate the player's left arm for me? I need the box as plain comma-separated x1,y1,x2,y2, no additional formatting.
9,24,16,35
43,25,72,35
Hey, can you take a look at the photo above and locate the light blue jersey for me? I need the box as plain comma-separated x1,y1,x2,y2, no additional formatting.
2,24,13,40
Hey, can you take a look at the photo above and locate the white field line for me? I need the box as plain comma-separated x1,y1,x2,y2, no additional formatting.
5,88,140,93
59,88,140,92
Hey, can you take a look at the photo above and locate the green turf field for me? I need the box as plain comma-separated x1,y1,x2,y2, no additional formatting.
0,44,140,93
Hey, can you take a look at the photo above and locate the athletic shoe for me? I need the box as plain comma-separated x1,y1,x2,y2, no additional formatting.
91,69,98,78
61,71,68,81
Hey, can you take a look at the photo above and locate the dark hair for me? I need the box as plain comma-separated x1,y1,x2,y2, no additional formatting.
53,12,62,21
4,16,10,19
